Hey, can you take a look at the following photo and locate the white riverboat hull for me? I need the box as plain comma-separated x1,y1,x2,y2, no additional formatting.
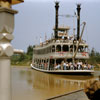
31,64,94,75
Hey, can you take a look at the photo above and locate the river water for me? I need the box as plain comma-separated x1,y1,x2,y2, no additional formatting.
12,67,100,100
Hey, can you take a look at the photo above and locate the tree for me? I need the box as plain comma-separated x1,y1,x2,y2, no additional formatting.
90,48,95,57
26,45,34,60
27,45,33,55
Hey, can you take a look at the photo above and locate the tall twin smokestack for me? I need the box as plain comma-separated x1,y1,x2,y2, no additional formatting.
54,2,81,40
77,4,81,40
55,1,59,39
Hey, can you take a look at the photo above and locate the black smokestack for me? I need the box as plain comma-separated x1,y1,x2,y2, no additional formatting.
77,4,81,40
55,1,59,39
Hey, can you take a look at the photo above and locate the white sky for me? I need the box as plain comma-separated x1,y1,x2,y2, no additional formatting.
12,0,100,52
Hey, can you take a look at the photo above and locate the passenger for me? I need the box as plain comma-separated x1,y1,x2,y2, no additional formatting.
44,63,47,70
55,64,58,70
56,64,61,70
47,62,49,70
73,62,77,70
41,62,44,69
58,64,61,69
81,63,84,70
83,63,87,70
77,61,81,70
63,62,67,70
61,61,64,70
68,62,72,70
88,64,92,70
78,63,81,70
50,63,54,70
70,63,74,70
80,61,83,69
91,64,94,69
66,62,69,70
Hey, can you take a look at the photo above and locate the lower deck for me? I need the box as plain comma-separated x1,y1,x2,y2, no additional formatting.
31,64,94,75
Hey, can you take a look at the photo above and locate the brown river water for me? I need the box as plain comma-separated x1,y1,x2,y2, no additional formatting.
12,66,100,100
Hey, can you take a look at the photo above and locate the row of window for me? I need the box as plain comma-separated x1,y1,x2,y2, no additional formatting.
33,45,88,54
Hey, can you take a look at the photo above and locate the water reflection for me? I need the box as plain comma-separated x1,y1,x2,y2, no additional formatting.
12,67,99,100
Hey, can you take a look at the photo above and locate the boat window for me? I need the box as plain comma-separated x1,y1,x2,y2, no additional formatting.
70,45,76,52
56,45,61,52
70,45,73,52
63,45,69,52
85,46,88,52
78,46,84,52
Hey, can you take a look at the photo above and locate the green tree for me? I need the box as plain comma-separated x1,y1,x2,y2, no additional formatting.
89,48,100,67
26,45,34,60
90,48,95,57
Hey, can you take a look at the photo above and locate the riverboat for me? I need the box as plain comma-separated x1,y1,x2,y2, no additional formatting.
31,2,94,74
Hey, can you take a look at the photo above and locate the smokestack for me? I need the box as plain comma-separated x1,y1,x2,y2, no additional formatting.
77,4,81,40
55,1,59,39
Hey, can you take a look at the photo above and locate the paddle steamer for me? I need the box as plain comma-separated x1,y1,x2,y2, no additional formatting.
31,2,94,74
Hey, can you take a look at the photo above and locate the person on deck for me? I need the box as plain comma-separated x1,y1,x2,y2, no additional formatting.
61,61,64,70
63,62,67,70
66,62,69,70
55,64,61,70
83,63,87,70
70,63,74,70
73,62,78,70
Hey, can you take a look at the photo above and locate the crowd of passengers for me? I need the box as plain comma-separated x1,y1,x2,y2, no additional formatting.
35,61,94,70
54,61,94,70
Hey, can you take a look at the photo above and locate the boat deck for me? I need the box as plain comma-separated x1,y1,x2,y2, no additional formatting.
31,64,94,75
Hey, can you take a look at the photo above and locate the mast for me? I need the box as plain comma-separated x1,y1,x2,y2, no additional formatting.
55,1,59,39
77,4,81,40
73,22,86,59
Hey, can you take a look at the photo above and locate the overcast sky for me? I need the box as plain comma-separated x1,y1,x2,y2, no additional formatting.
12,0,100,52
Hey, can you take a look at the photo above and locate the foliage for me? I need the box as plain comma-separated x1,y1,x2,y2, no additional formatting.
88,48,100,67
11,45,34,66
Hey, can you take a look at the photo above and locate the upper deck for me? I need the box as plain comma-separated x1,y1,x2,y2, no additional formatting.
34,38,88,50
33,38,89,59
33,25,89,60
